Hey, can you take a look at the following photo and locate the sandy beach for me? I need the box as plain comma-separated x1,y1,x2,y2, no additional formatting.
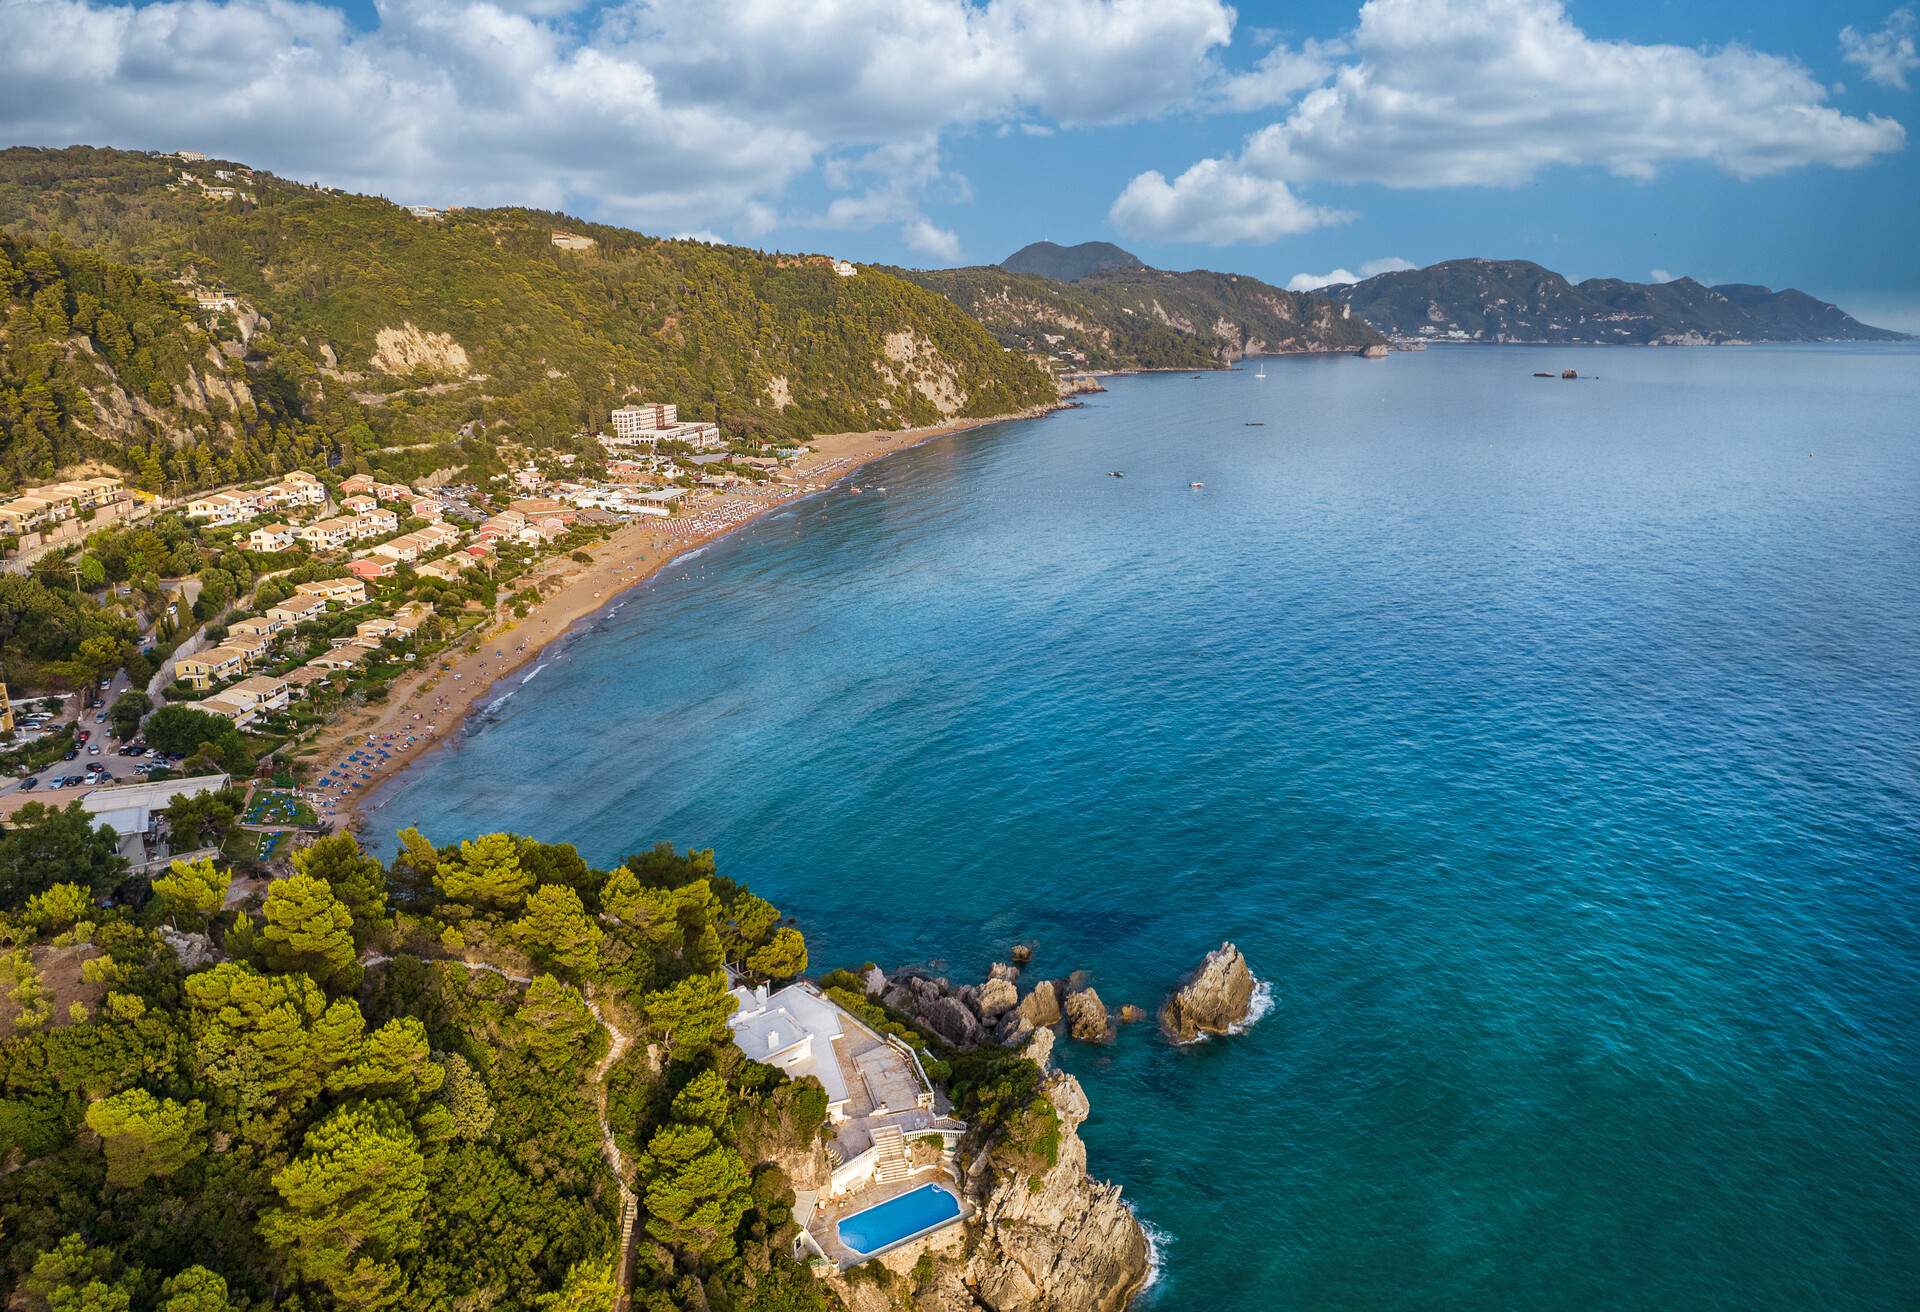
303,404,1062,831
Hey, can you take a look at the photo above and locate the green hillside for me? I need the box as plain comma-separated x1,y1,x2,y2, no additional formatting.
0,229,307,493
999,240,1146,282
901,259,1386,371
0,147,1054,490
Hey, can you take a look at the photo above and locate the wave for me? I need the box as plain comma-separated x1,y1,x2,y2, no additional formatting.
520,661,549,685
1226,976,1274,1035
1128,1203,1172,1301
1167,975,1274,1046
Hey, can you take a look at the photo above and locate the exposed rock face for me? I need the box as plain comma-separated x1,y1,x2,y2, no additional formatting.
883,973,986,1048
369,322,471,376
1160,942,1257,1043
922,1038,1151,1312
160,928,219,971
977,975,1020,1021
1064,988,1112,1043
1017,979,1062,1028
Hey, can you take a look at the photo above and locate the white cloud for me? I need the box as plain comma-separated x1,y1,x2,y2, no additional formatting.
1111,159,1354,244
0,0,1235,239
1113,0,1907,244
901,218,963,262
1219,39,1345,111
1649,267,1676,283
1841,7,1920,90
1285,256,1414,290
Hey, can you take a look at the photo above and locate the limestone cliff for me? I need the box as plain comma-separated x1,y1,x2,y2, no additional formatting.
924,1031,1151,1312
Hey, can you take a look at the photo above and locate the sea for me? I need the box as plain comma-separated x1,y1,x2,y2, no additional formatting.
362,344,1920,1310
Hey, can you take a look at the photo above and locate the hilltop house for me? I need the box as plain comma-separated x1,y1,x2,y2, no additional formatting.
726,982,963,1200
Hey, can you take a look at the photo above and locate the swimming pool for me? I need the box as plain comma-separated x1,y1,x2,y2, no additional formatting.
836,1183,962,1256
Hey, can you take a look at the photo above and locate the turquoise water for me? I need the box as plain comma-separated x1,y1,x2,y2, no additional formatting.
835,1183,963,1256
365,345,1920,1310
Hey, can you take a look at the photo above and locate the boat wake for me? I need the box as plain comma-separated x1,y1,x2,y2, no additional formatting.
520,661,549,685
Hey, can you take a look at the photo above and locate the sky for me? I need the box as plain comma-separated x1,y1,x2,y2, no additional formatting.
2,0,1917,328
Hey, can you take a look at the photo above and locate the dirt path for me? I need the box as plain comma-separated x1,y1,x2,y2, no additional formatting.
360,952,637,1309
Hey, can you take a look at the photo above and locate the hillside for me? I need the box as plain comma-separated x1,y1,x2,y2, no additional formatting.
904,250,1385,371
0,229,307,493
1322,258,1909,345
999,240,1145,282
0,146,1055,492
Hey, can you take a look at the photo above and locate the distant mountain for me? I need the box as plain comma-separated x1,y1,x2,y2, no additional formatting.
1321,258,1909,345
903,247,1385,370
1000,240,1146,282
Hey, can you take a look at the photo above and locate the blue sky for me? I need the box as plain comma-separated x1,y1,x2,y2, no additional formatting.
3,0,1916,327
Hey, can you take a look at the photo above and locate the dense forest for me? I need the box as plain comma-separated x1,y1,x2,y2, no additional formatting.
0,818,1058,1312
0,229,315,493
0,147,1056,492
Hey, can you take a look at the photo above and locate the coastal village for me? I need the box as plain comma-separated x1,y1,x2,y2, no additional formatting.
0,391,1040,877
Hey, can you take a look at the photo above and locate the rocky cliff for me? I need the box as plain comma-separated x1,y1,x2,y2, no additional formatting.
923,1030,1151,1312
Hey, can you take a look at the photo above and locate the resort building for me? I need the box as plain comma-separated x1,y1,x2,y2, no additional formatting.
267,594,330,627
296,517,358,551
611,402,677,438
228,615,285,640
309,643,379,671
294,577,369,608
200,675,289,726
175,646,248,690
342,494,378,516
353,508,399,538
247,523,295,553
338,473,377,497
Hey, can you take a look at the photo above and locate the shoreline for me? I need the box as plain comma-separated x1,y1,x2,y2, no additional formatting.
310,402,1065,833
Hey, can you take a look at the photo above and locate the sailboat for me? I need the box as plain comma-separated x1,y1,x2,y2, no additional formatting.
1254,360,1266,380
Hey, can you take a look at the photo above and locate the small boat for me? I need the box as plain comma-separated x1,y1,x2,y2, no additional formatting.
1189,481,1205,489
1255,362,1266,379
1107,470,1125,478
1243,421,1265,427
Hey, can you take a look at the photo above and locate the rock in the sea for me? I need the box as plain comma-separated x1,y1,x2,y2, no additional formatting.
1160,941,1258,1043
1117,1004,1147,1024
976,975,1019,1021
1065,988,1112,1043
988,960,1020,983
1010,942,1033,965
1017,978,1062,1028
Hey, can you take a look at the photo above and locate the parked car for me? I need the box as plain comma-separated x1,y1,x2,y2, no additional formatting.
63,749,79,760
18,778,37,791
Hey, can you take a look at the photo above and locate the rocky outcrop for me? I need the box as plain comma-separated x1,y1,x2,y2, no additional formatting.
1160,942,1257,1043
921,1033,1151,1312
1064,988,1111,1044
1016,979,1062,1029
369,322,471,376
160,927,219,970
882,972,987,1048
977,975,1020,1021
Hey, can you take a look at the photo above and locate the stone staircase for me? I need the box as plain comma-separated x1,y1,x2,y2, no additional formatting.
870,1123,910,1184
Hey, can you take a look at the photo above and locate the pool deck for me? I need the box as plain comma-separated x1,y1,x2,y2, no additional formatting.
810,1168,970,1269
